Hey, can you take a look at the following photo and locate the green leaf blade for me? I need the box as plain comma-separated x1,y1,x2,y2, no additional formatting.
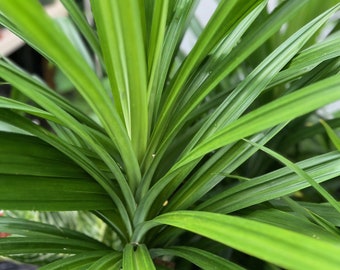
152,246,245,270
177,74,340,169
123,244,156,270
153,211,340,270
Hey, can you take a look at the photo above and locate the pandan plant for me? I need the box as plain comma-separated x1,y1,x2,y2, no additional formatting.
0,0,340,269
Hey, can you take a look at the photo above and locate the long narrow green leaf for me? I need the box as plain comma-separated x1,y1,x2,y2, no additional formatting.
269,31,340,87
0,110,132,239
147,0,168,76
123,244,156,270
165,126,284,212
186,3,337,134
141,3,270,198
0,61,137,217
0,132,113,211
91,0,148,162
0,0,113,130
59,0,103,64
152,246,245,270
146,0,169,133
176,74,340,169
0,60,120,160
173,1,268,119
88,0,125,123
137,11,337,217
149,0,306,155
39,251,115,270
138,128,280,244
150,211,340,270
0,217,109,247
87,252,122,270
0,96,57,122
241,208,340,244
198,151,340,213
144,0,261,170
137,0,198,200
139,0,267,189
0,60,101,130
122,244,138,269
279,202,340,227
243,139,340,213
0,175,113,211
176,4,340,164
148,0,197,128
135,244,156,270
320,119,340,150
0,0,141,189
0,237,109,255
281,196,340,237
140,0,313,196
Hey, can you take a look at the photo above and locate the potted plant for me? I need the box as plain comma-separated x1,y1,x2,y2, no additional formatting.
0,0,340,269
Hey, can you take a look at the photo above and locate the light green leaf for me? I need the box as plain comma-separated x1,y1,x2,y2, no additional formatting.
87,252,122,270
123,244,156,270
320,119,340,150
91,0,148,161
0,96,57,122
147,0,168,76
151,211,340,270
147,0,197,127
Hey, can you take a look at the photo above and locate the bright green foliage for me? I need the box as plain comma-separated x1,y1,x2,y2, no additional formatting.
0,0,339,269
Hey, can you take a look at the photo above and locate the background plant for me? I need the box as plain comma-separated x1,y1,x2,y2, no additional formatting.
0,0,340,269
